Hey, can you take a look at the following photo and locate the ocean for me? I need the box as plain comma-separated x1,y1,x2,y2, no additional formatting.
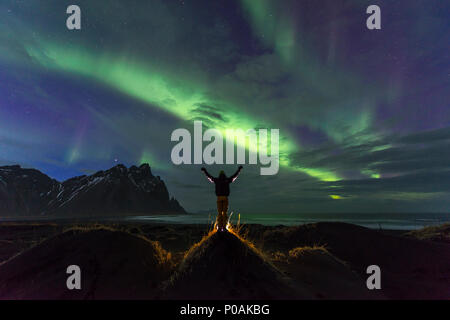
125,212,450,230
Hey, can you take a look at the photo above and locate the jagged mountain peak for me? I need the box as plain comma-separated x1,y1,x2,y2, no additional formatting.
0,164,185,217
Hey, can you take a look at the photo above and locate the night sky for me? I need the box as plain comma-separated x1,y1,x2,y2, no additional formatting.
0,0,449,214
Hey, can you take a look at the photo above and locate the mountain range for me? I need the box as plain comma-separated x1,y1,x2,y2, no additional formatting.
0,164,185,217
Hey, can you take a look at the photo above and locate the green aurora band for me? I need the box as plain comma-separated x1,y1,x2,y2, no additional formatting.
24,41,343,182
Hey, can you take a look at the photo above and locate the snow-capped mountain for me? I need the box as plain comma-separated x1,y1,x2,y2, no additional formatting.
0,164,185,217
0,165,60,216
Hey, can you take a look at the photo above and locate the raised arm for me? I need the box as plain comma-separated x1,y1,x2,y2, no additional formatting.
229,165,243,182
201,167,215,183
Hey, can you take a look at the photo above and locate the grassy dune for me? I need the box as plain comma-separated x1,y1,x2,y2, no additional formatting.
0,221,448,299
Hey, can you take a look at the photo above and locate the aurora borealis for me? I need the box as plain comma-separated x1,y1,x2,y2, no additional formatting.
0,0,449,214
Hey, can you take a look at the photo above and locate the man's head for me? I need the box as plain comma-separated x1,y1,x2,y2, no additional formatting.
219,170,226,178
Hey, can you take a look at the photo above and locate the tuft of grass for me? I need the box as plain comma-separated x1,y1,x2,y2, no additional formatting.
62,223,120,234
406,223,450,241
147,238,173,266
228,227,258,250
227,224,271,262
183,228,217,259
288,245,328,259
62,224,173,267
286,245,350,268
182,213,268,262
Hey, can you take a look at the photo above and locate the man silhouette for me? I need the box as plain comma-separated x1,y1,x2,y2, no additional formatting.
201,166,243,231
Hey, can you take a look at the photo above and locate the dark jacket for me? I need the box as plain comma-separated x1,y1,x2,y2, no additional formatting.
202,168,241,196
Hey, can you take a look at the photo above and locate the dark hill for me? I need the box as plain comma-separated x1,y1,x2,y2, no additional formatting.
0,228,172,299
262,222,450,299
163,231,306,299
279,246,383,299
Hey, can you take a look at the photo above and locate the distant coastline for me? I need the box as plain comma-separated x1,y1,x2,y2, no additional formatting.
1,211,449,230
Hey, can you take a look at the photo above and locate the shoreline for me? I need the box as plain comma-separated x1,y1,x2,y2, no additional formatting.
1,213,448,231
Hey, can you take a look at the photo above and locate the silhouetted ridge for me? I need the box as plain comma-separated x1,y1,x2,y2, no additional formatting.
0,164,185,217
0,165,60,216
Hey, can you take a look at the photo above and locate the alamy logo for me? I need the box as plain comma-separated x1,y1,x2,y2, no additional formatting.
66,5,81,30
366,5,381,30
170,121,279,175
66,265,81,290
366,265,381,290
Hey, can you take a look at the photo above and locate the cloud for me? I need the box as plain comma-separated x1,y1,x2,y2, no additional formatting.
1,0,449,213
396,126,450,144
